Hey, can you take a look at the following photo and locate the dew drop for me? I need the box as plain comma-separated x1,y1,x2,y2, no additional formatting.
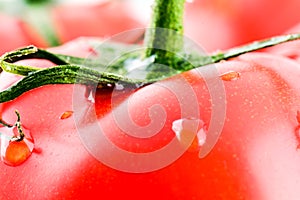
60,111,74,120
197,127,207,146
0,126,34,166
115,83,125,91
220,71,241,81
172,118,207,152
85,86,96,104
124,56,155,80
124,56,155,72
65,56,70,63
3,139,33,166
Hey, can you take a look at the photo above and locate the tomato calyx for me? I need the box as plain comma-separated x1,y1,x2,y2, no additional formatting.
0,110,26,142
1,33,300,104
11,110,25,141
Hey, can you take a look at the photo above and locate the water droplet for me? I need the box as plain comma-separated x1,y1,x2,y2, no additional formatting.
85,86,96,103
124,56,155,72
115,83,125,91
197,127,207,146
0,126,34,166
124,56,155,79
65,56,70,63
3,138,33,166
220,71,241,81
172,118,206,152
60,111,74,120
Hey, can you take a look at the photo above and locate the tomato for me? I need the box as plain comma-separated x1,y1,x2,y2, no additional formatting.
184,0,300,51
0,1,142,54
1,36,300,199
0,14,46,55
51,1,143,43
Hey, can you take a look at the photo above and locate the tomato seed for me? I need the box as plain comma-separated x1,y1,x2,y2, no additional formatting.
60,111,74,120
220,71,241,81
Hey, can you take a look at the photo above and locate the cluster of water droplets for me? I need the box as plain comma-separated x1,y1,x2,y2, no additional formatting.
172,118,207,153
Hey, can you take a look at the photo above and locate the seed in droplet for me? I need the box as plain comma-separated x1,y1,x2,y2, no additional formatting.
1,123,34,167
172,118,206,152
220,71,241,81
60,111,74,120
3,138,33,166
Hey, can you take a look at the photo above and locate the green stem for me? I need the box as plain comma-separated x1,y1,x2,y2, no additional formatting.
1,33,300,103
0,65,150,103
1,46,66,65
24,0,54,5
214,34,300,60
14,110,25,141
0,110,25,141
144,0,185,68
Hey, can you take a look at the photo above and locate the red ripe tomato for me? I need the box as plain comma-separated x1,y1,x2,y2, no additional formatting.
51,1,143,43
0,1,143,55
0,14,46,55
1,37,300,199
184,0,300,51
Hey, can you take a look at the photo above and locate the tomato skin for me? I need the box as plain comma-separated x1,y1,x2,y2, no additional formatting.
1,38,300,199
51,2,143,44
184,0,300,51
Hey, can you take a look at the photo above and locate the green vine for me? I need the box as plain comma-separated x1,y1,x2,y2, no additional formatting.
1,33,300,103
